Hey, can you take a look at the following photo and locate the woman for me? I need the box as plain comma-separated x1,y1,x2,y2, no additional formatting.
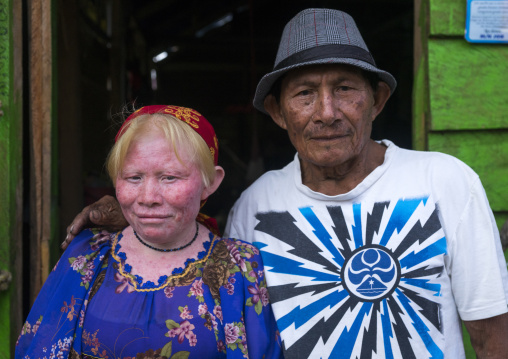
16,105,282,358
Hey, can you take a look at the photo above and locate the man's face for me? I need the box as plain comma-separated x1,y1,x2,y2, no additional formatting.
267,64,388,170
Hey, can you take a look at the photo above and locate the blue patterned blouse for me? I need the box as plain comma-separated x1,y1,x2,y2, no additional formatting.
16,229,283,359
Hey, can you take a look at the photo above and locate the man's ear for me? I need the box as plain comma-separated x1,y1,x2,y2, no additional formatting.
264,94,287,130
201,166,225,201
372,81,391,119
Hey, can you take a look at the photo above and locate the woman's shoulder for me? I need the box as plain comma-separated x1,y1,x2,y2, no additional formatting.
217,237,260,253
63,228,117,259
213,236,263,267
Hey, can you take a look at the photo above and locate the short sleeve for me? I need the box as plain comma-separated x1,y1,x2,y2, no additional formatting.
449,178,508,320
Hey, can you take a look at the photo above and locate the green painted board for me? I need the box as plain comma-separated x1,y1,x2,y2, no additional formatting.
494,213,508,232
430,0,466,36
428,131,508,212
428,39,508,131
0,0,23,355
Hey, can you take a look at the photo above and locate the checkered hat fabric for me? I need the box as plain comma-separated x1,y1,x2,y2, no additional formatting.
253,8,397,114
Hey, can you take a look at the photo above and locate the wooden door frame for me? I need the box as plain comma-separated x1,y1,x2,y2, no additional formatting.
27,0,54,303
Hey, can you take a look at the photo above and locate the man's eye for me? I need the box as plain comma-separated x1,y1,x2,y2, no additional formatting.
163,176,176,181
338,86,351,91
297,89,312,96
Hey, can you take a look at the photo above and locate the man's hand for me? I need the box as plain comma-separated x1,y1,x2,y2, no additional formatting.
62,195,128,249
464,312,508,358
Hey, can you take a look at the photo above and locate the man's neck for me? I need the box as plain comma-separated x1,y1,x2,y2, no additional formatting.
300,141,387,196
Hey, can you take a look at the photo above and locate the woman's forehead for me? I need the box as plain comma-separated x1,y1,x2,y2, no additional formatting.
128,132,189,159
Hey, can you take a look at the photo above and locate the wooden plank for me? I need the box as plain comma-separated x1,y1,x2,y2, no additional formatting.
428,131,508,212
28,0,53,301
41,0,52,286
414,0,426,75
412,0,428,151
0,0,23,355
11,0,23,349
49,0,60,270
429,39,508,131
429,0,466,36
28,0,42,304
412,58,428,151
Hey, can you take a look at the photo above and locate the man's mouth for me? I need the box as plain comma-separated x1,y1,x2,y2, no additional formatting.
310,134,347,141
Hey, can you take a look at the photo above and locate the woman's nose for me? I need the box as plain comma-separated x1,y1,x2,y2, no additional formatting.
138,179,162,206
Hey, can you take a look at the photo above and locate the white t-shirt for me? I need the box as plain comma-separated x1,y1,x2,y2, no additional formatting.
225,140,508,359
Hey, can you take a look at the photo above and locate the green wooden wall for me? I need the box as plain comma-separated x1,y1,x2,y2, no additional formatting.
414,0,508,230
414,1,508,356
0,0,23,356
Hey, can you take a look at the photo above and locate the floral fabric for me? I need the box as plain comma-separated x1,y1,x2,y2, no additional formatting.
16,229,282,359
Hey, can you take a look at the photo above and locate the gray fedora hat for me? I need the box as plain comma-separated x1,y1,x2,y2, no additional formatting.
253,8,397,114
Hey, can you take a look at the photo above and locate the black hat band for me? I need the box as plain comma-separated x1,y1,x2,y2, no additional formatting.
274,44,376,71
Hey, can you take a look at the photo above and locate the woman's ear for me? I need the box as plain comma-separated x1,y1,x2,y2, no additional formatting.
201,166,225,201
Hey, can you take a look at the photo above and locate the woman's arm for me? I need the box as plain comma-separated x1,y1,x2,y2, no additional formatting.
237,240,283,358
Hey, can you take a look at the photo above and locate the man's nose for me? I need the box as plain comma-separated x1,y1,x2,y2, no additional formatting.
138,179,162,206
314,92,338,125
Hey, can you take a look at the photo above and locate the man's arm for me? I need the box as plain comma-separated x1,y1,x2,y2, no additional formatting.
464,312,508,358
62,195,128,249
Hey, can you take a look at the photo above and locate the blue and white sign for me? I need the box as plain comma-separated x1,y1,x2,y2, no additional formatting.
465,0,508,43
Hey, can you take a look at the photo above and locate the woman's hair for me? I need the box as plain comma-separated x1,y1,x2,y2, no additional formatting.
106,113,216,187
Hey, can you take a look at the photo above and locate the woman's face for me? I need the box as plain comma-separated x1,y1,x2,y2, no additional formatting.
115,129,208,246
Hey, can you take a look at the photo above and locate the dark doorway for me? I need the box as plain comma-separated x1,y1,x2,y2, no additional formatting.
57,0,413,241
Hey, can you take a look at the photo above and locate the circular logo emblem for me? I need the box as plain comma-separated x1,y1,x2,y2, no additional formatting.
342,245,400,301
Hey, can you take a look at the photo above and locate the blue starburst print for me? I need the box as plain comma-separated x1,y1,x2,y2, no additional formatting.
254,197,446,358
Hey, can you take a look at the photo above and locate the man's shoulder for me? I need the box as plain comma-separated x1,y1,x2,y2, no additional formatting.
390,144,476,175
64,229,115,258
225,158,297,237
240,158,296,196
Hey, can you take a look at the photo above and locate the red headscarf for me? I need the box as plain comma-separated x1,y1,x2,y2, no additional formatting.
115,105,220,234
115,105,219,165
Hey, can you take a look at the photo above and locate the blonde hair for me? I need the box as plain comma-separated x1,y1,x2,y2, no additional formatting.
106,113,216,187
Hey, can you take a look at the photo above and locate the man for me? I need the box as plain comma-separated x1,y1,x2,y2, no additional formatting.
65,8,508,358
